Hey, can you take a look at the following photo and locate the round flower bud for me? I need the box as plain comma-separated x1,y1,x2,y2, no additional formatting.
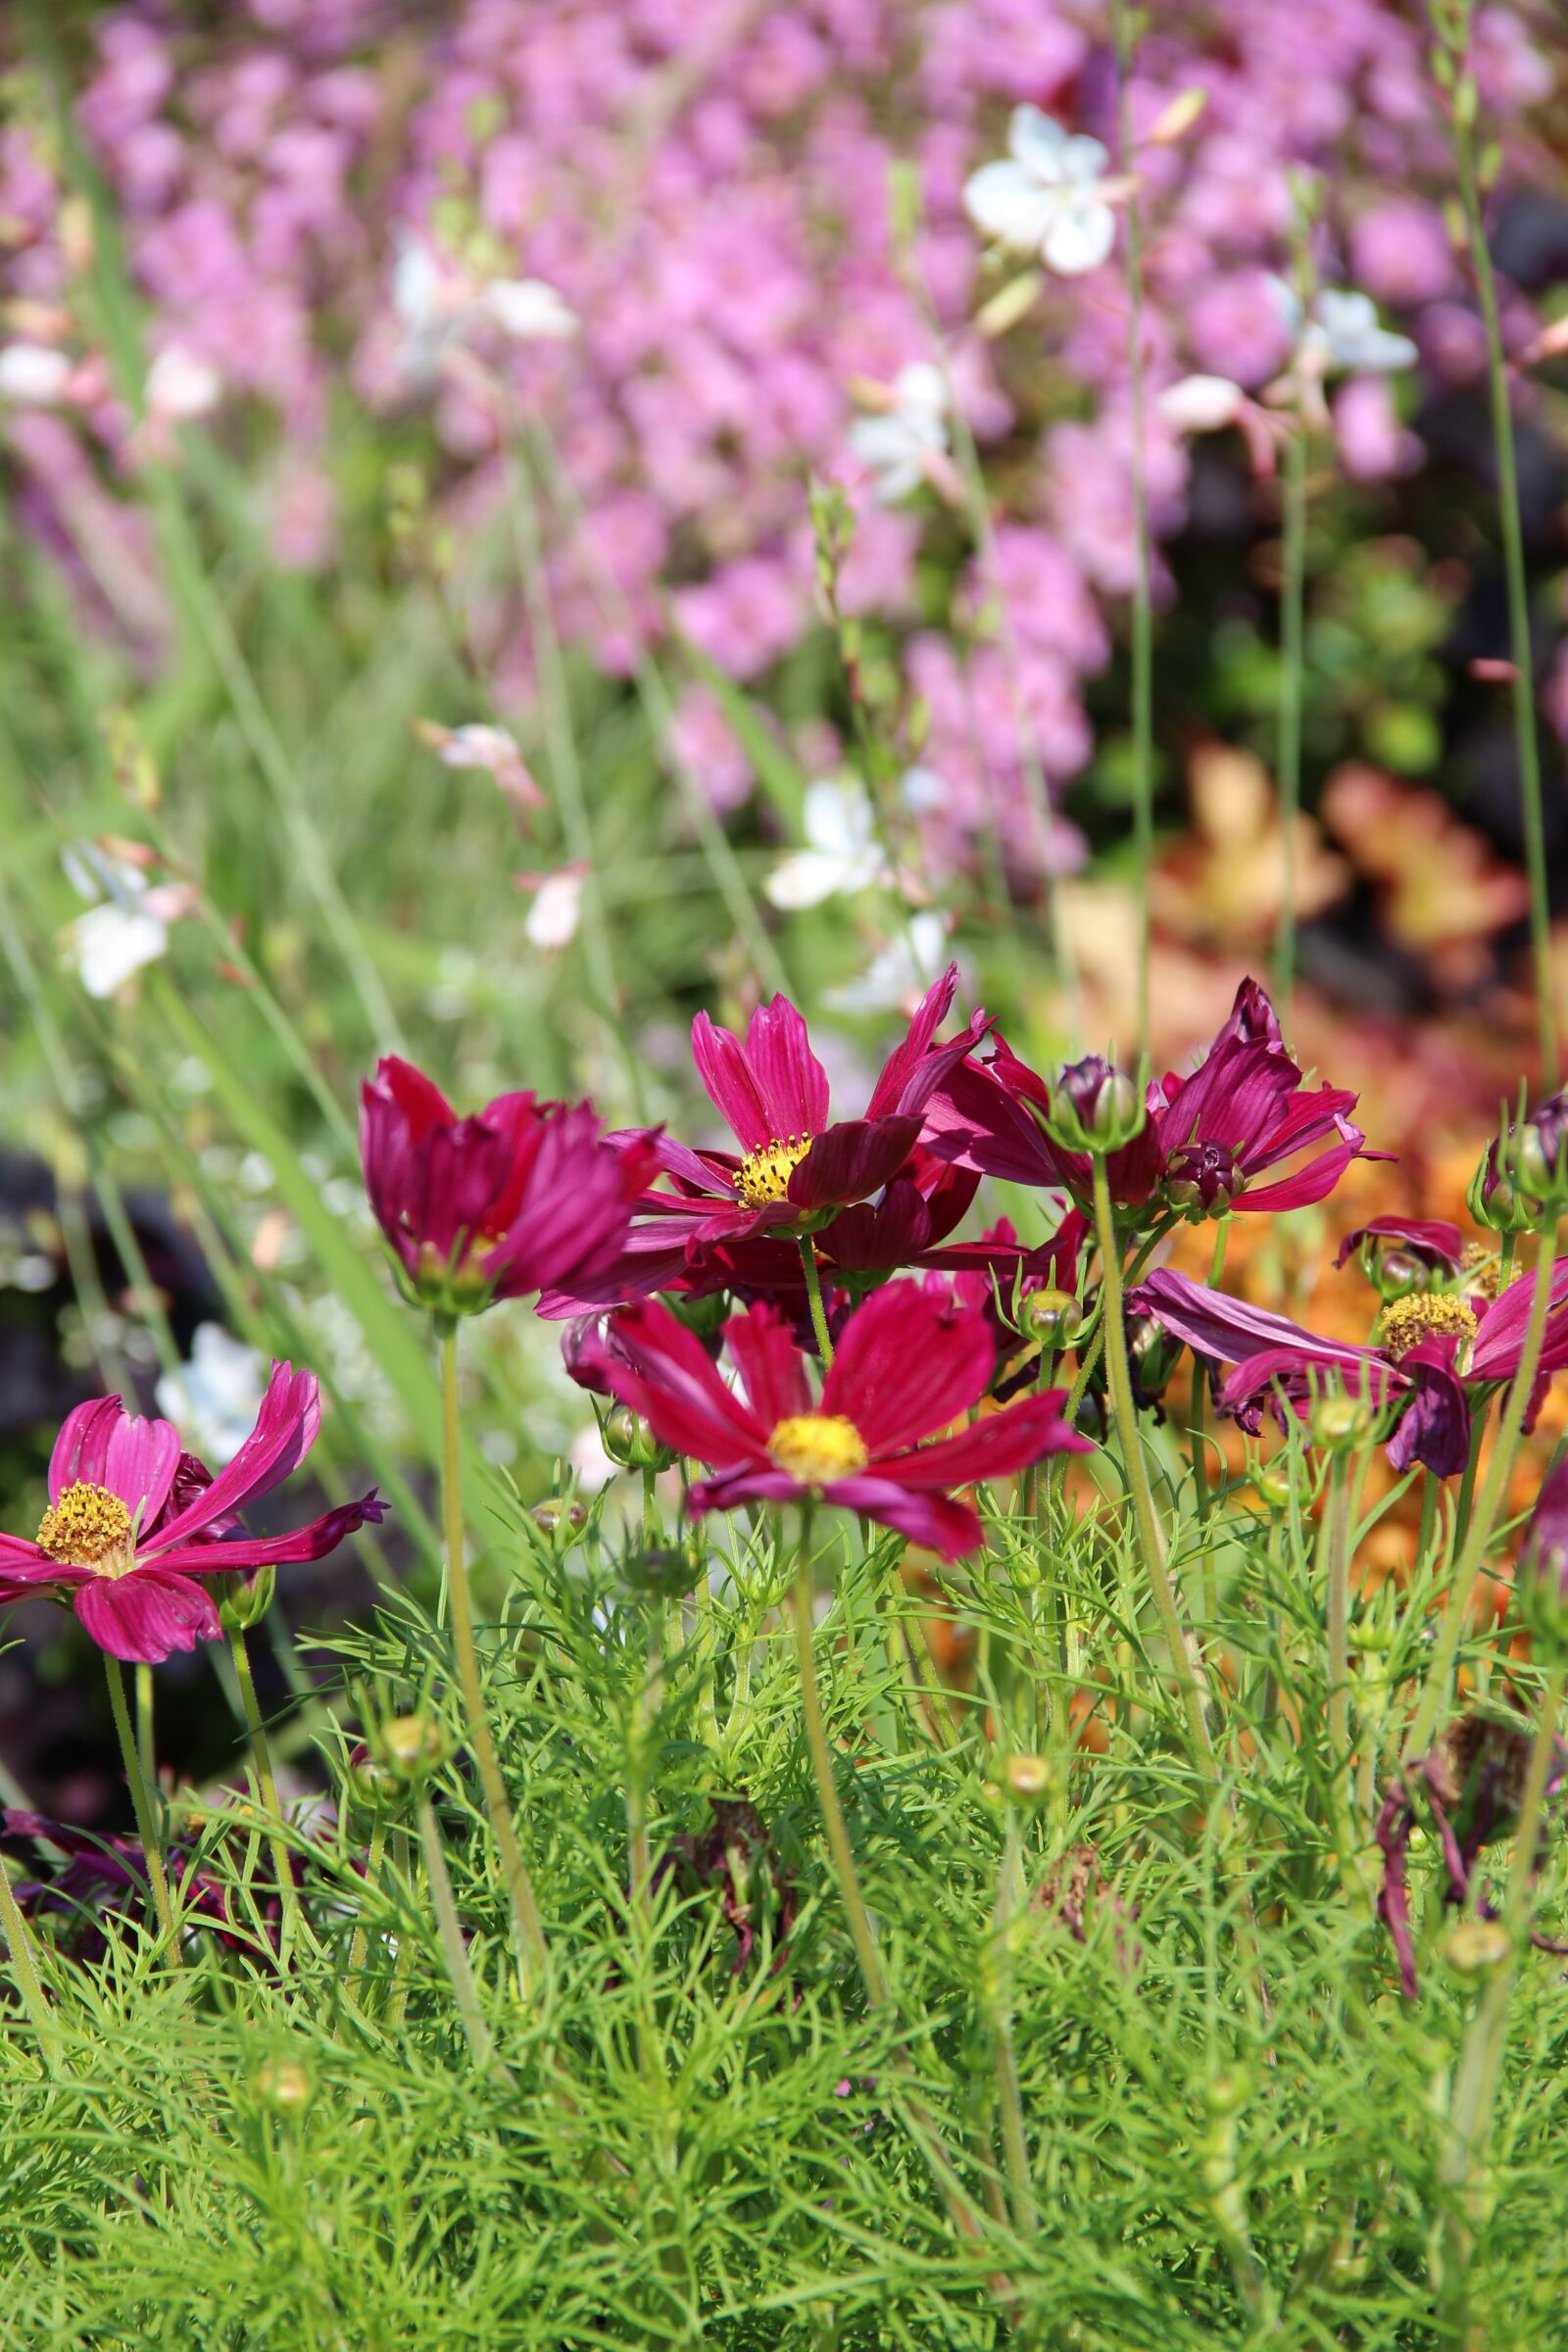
1309,1394,1375,1452
1442,1918,1511,1980
1467,1148,1539,1237
603,1404,675,1471
1367,1246,1429,1302
621,1544,701,1599
253,2056,314,2117
1017,1288,1082,1348
1045,1056,1147,1154
344,1740,408,1814
1515,1096,1568,1205
1128,1313,1182,1400
1162,1141,1245,1223
531,1496,586,1538
1250,1457,1293,1511
219,1563,277,1636
1002,1753,1053,1805
374,1713,447,1785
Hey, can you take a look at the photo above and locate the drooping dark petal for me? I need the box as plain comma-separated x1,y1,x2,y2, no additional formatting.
1221,1347,1399,1417
74,1568,221,1664
819,1474,982,1561
820,1277,994,1455
1334,1217,1465,1274
687,1466,808,1516
151,1492,385,1576
919,1057,1072,1191
1128,1269,1374,1374
787,1117,921,1213
1385,1341,1473,1478
818,1180,937,1274
1234,1134,1370,1214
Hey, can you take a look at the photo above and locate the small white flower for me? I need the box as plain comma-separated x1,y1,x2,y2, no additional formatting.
964,107,1116,276
823,912,954,1014
1270,280,1416,375
416,718,543,820
1158,374,1245,432
898,763,950,816
481,279,578,342
60,843,184,1000
0,342,73,405
847,362,948,505
146,344,222,422
156,1323,269,1468
764,779,890,909
523,864,587,951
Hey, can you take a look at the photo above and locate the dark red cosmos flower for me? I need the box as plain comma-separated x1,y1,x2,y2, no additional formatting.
361,1055,654,1316
595,1277,1091,1559
923,976,1376,1226
0,1369,382,1663
539,969,990,1315
1126,1261,1568,1477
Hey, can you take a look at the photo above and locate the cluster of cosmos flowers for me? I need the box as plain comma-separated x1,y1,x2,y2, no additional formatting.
15,960,1568,1684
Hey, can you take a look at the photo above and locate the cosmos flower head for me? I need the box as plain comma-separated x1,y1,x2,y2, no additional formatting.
593,1276,1091,1561
0,1369,383,1664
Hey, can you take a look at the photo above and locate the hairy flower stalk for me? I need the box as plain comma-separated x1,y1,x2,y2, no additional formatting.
983,1793,1037,2238
797,1235,835,1367
104,1653,179,1953
1091,1156,1214,1767
792,1511,886,2011
227,1622,307,1960
1405,1214,1563,1761
416,1783,514,2088
439,1324,548,2001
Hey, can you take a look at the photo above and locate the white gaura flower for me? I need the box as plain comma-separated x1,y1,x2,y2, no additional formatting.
764,779,891,909
481,279,578,342
1270,281,1416,376
964,107,1117,276
847,363,949,505
0,342,74,405
59,843,192,1000
1158,374,1284,476
146,344,222,422
413,717,544,824
520,862,588,952
823,911,955,1014
899,763,949,816
155,1323,269,1467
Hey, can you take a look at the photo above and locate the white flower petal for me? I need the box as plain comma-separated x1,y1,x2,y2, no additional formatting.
147,345,222,421
1006,105,1071,181
804,777,876,858
899,763,949,814
0,343,73,405
1158,373,1244,432
525,869,586,950
482,278,578,341
764,851,857,910
892,361,947,419
1043,198,1116,276
61,842,148,907
1059,133,1111,187
65,904,169,999
963,161,1059,255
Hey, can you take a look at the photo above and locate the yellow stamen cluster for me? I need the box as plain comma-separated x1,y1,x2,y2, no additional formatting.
768,1412,870,1487
1377,1294,1479,1363
1460,1243,1501,1300
734,1133,812,1209
35,1481,135,1575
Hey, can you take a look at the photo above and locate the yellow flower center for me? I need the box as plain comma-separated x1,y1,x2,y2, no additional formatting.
768,1413,869,1487
1460,1243,1501,1300
734,1133,812,1209
1377,1294,1480,1364
35,1481,135,1576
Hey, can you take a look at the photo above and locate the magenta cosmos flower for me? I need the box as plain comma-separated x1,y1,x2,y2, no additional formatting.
0,1367,383,1663
1126,1261,1568,1478
595,1276,1091,1560
541,969,990,1316
361,1054,654,1316
924,977,1377,1226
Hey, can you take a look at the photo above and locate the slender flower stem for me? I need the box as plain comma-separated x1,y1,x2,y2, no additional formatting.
798,1235,835,1368
1115,4,1154,1057
228,1626,307,1958
1450,97,1558,1084
346,1810,387,1993
1323,1454,1353,1782
1406,1216,1562,1760
0,1850,56,2065
437,1320,548,2002
104,1655,178,1954
416,1788,513,2085
984,1811,1036,2237
792,1539,886,2006
1091,1158,1214,1765
1438,1658,1567,2320
135,1664,156,1785
1191,1220,1231,1528
1271,418,1309,1022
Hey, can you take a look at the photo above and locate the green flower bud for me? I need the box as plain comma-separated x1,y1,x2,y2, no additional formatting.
531,1496,586,1537
254,2056,314,2117
1442,1919,1511,1980
1310,1394,1376,1452
1001,1753,1053,1806
219,1563,276,1635
1250,1456,1294,1511
603,1404,675,1471
373,1713,447,1785
621,1545,701,1599
1017,1287,1082,1348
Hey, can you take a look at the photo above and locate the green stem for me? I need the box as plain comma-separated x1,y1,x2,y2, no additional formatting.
134,1663,156,1786
1438,1659,1567,2317
1406,1215,1562,1760
1272,419,1309,1022
0,1853,56,2066
798,1235,835,1368
438,1321,549,2001
1091,1158,1214,1767
985,1812,1036,2237
1192,1220,1231,1529
104,1655,178,1954
346,1810,387,1993
792,1542,886,2007
1323,1454,1353,1783
228,1625,307,1958
1451,102,1557,1085
1115,7,1154,1057
416,1788,513,2085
